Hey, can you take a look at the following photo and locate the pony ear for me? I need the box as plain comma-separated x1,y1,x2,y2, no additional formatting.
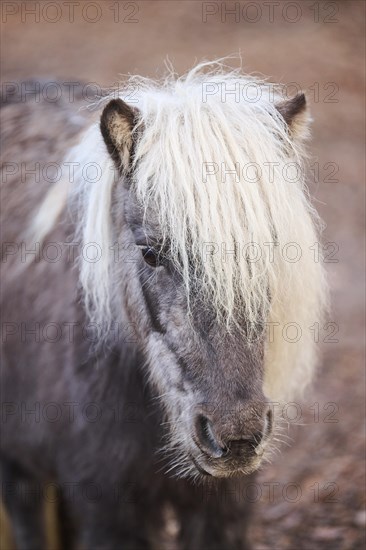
100,99,137,170
276,93,310,141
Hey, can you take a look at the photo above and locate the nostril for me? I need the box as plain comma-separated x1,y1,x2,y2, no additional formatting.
194,414,225,458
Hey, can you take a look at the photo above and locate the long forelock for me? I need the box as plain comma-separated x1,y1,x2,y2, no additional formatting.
129,68,310,328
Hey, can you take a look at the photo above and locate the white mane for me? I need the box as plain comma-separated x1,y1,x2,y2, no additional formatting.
32,61,328,401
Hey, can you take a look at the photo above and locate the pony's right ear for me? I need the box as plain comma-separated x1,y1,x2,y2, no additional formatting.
100,99,137,171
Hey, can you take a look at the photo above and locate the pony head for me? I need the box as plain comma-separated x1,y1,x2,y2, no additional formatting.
71,62,327,479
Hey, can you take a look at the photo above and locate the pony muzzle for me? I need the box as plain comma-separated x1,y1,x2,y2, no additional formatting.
191,402,273,475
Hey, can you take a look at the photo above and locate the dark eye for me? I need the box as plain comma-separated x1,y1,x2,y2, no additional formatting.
141,246,160,267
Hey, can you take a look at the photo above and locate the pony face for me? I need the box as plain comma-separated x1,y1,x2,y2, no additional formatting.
71,63,326,478
120,188,273,479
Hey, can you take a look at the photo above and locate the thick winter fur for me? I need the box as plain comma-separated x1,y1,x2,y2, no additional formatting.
1,62,327,550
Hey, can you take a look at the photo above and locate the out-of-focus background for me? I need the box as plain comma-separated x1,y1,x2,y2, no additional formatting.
1,1,365,548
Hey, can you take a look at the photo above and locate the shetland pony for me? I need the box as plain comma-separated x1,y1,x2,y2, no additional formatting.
1,62,327,549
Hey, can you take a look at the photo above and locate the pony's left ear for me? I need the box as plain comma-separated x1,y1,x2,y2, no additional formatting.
276,93,310,141
100,99,137,171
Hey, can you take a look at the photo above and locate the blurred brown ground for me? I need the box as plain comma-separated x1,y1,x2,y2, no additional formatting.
0,1,365,549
